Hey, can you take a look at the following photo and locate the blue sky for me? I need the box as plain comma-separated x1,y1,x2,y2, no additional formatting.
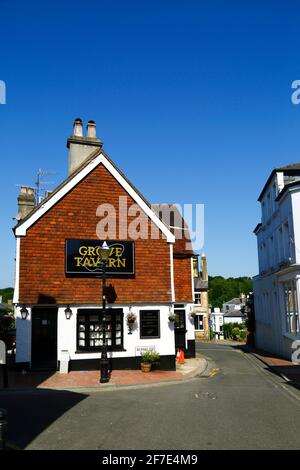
1,0,300,287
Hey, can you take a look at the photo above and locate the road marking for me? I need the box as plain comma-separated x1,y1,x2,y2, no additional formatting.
208,367,220,378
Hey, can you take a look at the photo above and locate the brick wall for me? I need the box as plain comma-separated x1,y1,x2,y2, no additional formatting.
174,257,193,303
19,163,173,304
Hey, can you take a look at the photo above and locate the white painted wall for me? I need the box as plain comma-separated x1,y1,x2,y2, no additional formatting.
16,303,195,365
291,191,300,265
211,313,223,333
186,303,196,344
59,305,176,362
223,317,244,325
15,306,32,364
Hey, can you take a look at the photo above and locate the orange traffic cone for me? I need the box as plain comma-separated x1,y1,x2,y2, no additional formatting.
176,349,181,363
178,349,185,364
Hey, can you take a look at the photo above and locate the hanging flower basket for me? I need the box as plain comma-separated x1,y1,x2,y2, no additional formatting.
168,314,176,322
190,311,196,319
126,313,137,324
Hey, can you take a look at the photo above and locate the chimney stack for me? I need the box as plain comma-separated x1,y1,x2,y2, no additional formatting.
201,253,208,281
17,186,35,220
67,119,103,175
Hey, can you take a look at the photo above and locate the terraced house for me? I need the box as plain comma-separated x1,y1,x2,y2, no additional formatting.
253,163,300,358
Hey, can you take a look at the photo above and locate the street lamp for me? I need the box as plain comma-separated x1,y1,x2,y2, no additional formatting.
99,241,110,383
64,305,73,320
20,305,29,320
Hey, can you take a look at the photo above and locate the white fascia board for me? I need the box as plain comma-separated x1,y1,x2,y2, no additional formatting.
15,153,175,243
169,243,175,303
13,237,20,304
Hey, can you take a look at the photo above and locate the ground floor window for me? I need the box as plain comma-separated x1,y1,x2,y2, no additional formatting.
173,305,186,330
77,308,123,351
282,281,299,336
194,314,204,331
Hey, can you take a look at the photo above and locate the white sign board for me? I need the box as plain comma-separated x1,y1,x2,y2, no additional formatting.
135,346,156,356
0,340,6,365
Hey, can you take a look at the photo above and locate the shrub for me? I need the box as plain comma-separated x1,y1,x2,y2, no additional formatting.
239,329,247,341
140,351,160,365
231,327,241,340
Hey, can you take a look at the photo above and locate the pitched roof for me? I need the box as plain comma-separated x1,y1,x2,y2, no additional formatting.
224,298,241,305
152,204,195,256
194,278,208,290
258,163,300,201
223,310,246,318
14,148,175,243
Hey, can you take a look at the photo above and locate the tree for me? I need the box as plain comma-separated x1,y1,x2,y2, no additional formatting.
208,276,252,309
0,288,14,303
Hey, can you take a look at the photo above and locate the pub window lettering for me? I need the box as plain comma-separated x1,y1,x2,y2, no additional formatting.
140,310,160,339
77,309,123,351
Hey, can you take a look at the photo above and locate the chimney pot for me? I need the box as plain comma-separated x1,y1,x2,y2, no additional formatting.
87,120,97,139
67,119,103,175
73,118,83,137
17,186,35,221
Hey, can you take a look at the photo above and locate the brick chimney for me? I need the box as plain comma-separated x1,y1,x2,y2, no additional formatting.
17,186,35,220
67,119,103,175
201,253,208,281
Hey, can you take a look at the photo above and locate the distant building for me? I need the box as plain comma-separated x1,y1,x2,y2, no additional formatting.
253,163,300,358
192,254,210,340
211,308,224,337
222,296,246,324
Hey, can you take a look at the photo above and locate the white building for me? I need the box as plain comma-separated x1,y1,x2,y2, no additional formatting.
211,308,224,336
222,297,246,324
253,163,300,358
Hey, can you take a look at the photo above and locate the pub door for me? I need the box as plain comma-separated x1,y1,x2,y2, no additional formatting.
174,307,187,351
31,307,58,370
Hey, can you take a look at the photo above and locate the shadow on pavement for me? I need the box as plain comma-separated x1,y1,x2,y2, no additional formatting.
237,344,300,393
0,389,88,449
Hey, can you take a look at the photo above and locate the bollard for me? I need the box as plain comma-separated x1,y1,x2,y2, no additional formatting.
0,408,7,450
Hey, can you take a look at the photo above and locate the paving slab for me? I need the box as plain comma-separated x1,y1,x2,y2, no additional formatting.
0,357,207,392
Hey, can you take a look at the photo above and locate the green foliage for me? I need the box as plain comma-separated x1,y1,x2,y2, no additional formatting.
0,288,14,304
231,327,241,340
222,322,246,340
140,351,160,364
239,330,248,340
208,276,252,309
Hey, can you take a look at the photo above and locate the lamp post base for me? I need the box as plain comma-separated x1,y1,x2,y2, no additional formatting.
100,356,110,383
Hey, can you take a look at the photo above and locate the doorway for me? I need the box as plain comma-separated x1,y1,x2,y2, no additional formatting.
31,307,58,369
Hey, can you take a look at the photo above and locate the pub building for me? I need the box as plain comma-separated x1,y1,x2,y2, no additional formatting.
13,119,197,372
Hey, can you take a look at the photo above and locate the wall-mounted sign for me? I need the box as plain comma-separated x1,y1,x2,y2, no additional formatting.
135,346,156,356
140,310,160,339
65,239,135,276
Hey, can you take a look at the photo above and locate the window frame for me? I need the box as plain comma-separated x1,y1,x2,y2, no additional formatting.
139,310,161,339
76,308,124,352
194,314,204,331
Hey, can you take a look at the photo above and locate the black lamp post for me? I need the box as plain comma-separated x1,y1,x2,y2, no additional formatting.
99,241,110,383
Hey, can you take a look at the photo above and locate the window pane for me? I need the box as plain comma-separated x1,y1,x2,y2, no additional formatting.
90,315,99,322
